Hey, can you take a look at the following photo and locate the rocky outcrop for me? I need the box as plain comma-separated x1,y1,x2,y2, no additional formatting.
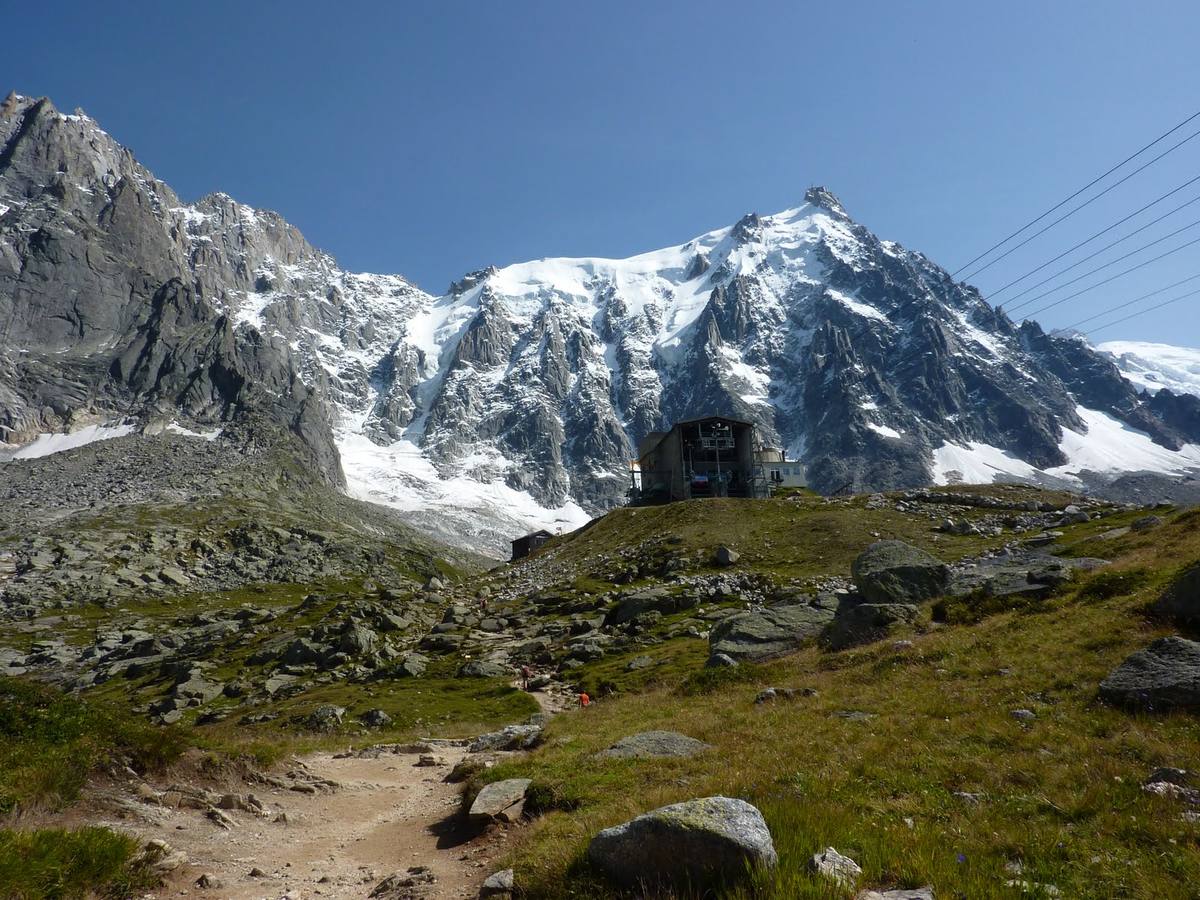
0,93,344,483
708,603,836,662
587,796,776,890
851,541,950,605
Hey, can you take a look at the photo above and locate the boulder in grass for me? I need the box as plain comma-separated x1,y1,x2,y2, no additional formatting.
855,889,935,900
480,868,515,897
601,731,712,759
468,778,531,824
587,796,776,890
851,541,949,605
810,846,862,887
714,546,741,567
1099,636,1200,710
1155,561,1200,626
709,604,835,661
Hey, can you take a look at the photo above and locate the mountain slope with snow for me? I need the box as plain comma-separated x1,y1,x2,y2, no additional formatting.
4,92,1200,555
1098,341,1200,398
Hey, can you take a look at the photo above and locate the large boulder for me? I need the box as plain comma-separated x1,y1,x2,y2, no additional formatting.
851,541,949,605
1155,561,1200,625
305,704,346,731
1099,636,1200,710
587,796,776,889
458,658,509,678
468,778,531,824
709,604,835,662
601,731,712,759
823,599,920,650
468,723,543,753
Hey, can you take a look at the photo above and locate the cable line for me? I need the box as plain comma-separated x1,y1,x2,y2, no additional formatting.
1021,233,1200,319
987,173,1200,298
952,107,1200,277
1005,215,1200,313
959,125,1200,282
1080,286,1200,335
1049,273,1200,333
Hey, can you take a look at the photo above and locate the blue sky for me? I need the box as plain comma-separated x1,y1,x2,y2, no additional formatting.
4,0,1199,345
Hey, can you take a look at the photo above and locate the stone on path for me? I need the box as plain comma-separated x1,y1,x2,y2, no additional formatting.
1099,636,1200,710
601,730,712,759
468,778,531,824
480,868,515,897
587,796,776,889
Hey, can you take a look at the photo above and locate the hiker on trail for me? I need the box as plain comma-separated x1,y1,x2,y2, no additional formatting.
521,664,532,690
579,692,590,708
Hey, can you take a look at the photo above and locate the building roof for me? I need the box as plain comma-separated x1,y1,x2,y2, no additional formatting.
637,415,757,460
511,529,553,546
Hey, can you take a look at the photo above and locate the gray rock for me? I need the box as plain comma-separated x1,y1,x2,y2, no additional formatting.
468,778,531,824
851,541,949,605
397,652,428,678
360,708,393,728
810,846,862,886
601,731,712,759
705,652,738,668
586,796,776,889
855,889,935,900
625,655,655,671
458,659,509,678
823,599,919,650
709,604,835,661
480,868,514,897
1132,514,1164,532
469,723,543,753
305,704,346,730
714,546,740,567
1145,767,1192,788
1155,561,1200,625
1100,636,1200,710
605,588,695,626
263,672,299,696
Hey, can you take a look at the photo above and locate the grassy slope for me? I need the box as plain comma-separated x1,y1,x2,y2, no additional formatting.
484,502,1200,898
0,678,188,898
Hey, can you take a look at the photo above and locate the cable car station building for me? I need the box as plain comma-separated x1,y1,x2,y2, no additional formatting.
631,416,774,504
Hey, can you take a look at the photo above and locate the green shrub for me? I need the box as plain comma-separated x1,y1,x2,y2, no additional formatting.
0,677,186,812
0,826,152,899
1075,568,1151,603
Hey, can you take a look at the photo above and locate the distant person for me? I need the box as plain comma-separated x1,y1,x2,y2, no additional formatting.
521,664,532,690
579,692,590,708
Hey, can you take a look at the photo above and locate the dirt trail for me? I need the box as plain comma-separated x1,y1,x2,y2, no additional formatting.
86,680,578,899
93,744,507,899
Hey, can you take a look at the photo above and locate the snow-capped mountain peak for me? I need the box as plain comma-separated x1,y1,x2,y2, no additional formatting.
5,94,1200,556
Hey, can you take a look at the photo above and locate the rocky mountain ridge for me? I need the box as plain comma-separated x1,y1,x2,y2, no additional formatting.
4,92,1200,555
